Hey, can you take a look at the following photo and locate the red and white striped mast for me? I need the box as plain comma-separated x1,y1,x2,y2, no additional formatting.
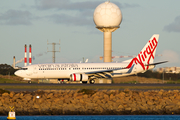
24,44,27,66
29,44,32,65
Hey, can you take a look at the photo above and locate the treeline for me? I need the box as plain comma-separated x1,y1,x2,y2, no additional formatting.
137,70,180,81
0,64,17,75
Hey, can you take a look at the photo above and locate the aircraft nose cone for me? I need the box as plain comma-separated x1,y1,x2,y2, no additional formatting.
14,70,20,77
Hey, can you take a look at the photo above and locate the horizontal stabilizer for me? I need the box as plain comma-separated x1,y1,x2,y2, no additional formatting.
145,61,168,66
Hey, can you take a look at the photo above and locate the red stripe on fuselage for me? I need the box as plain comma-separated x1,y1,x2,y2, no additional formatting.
73,73,76,81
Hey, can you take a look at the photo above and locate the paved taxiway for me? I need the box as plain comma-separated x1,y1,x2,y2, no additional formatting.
1,83,180,86
1,83,180,92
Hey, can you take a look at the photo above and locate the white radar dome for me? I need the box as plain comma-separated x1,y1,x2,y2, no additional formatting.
93,1,122,27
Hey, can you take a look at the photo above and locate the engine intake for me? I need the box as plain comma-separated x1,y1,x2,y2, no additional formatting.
70,73,88,82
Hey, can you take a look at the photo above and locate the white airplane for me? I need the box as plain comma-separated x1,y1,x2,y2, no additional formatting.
15,34,167,84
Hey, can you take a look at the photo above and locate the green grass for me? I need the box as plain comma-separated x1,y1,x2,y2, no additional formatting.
0,77,25,83
1,76,180,90
119,81,138,84
0,77,38,83
164,80,180,84
1,85,180,90
166,81,176,84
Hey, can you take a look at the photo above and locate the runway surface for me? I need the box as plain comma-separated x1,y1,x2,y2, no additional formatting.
1,83,180,86
1,83,180,92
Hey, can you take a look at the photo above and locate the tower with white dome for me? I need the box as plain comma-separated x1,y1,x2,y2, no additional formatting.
94,1,122,62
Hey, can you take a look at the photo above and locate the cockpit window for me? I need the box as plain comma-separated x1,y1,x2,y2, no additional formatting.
21,68,28,70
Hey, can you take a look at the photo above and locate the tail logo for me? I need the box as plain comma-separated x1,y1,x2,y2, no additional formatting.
127,37,158,70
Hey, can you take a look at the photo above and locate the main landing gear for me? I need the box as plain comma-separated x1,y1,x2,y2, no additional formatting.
90,79,95,84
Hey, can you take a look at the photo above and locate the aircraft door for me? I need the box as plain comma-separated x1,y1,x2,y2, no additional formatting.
33,66,38,78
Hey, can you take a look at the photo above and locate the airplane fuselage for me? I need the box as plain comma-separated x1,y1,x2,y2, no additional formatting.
15,62,141,80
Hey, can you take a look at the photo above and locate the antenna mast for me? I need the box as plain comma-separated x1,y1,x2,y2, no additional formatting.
47,40,60,63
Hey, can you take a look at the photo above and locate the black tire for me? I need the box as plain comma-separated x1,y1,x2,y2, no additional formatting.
90,80,95,84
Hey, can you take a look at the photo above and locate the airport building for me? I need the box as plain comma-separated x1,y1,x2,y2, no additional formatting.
156,67,180,73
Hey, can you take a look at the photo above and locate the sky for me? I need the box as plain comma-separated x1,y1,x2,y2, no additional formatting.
0,0,180,68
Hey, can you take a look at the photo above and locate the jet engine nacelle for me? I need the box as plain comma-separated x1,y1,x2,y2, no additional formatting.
70,73,88,82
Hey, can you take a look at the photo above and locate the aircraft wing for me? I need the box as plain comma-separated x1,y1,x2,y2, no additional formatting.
85,68,124,74
84,65,135,80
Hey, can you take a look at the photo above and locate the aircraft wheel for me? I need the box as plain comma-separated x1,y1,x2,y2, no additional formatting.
28,81,32,84
90,80,95,84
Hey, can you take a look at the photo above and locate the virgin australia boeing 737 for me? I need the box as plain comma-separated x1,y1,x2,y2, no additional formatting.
15,34,167,84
